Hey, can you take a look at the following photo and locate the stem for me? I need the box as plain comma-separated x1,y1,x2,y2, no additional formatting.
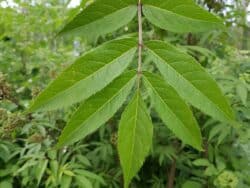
167,158,176,188
137,0,143,88
203,139,209,188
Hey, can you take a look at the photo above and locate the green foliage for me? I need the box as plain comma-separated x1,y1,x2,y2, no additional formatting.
28,38,137,112
57,71,136,147
27,0,235,187
1,0,249,188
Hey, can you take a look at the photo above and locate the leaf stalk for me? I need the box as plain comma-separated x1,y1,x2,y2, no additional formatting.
137,1,143,88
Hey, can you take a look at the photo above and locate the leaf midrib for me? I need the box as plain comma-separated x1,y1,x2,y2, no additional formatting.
126,91,139,184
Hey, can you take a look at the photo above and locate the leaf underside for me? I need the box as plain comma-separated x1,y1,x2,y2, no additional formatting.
143,72,202,150
57,71,137,147
118,91,153,188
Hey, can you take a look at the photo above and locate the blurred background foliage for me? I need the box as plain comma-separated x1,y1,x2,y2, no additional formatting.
0,0,249,187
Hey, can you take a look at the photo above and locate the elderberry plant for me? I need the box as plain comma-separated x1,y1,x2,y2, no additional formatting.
28,0,235,187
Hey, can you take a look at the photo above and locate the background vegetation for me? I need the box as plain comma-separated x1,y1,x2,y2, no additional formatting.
0,0,249,187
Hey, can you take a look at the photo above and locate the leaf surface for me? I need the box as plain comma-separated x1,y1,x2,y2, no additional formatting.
29,38,137,112
145,40,234,122
59,0,137,39
143,0,224,33
118,91,153,188
143,72,202,150
35,160,48,186
57,71,136,147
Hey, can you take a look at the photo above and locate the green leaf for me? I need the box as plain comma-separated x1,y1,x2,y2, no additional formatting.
236,81,248,106
35,160,48,186
143,72,202,150
58,0,137,39
61,175,72,188
75,169,106,185
118,91,153,188
208,125,225,141
76,176,93,188
57,71,136,147
75,155,91,167
0,181,12,188
204,165,218,176
145,40,234,122
50,160,59,179
0,144,10,163
193,159,211,167
63,170,75,177
143,0,224,33
28,38,137,112
182,181,203,188
183,45,215,58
